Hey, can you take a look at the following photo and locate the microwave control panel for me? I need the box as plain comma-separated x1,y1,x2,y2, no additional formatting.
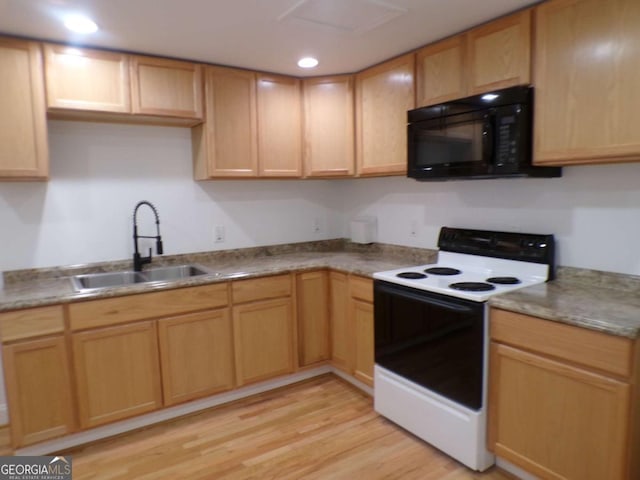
495,106,521,166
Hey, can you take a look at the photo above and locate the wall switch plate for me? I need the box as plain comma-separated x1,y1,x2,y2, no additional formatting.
214,225,225,243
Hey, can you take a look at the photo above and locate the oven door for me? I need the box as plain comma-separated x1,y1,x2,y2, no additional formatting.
374,280,485,410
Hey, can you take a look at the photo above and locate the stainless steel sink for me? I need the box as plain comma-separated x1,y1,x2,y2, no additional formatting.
143,264,211,282
71,271,147,292
71,264,214,293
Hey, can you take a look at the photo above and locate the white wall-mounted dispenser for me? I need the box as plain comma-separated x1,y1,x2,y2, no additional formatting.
350,216,377,244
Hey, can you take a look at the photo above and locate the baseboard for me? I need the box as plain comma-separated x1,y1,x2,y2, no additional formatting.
15,365,333,456
496,457,540,480
331,368,373,396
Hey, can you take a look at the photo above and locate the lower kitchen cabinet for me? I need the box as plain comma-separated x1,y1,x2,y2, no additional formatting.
329,273,375,386
233,298,295,385
489,308,640,480
158,309,235,406
329,271,351,373
72,321,162,429
296,271,330,367
0,269,379,449
351,300,374,386
3,336,74,448
350,276,374,386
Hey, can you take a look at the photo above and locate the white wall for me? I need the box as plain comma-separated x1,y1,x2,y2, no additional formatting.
0,121,345,271
341,164,640,275
2,120,640,276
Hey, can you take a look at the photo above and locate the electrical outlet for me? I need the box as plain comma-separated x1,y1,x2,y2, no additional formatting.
312,218,321,234
214,225,225,243
410,220,418,237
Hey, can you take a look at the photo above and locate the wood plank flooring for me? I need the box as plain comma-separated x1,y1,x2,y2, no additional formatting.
64,374,514,479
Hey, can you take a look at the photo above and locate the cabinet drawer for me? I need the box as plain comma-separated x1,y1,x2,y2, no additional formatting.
69,283,229,330
232,274,291,304
0,305,64,342
350,275,373,303
490,308,634,378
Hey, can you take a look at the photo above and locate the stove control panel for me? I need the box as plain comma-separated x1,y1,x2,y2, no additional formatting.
438,227,555,278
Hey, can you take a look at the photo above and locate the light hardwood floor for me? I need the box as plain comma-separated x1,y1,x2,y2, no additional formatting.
64,375,513,479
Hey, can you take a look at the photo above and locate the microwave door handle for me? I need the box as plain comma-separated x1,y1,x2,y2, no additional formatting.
482,113,495,162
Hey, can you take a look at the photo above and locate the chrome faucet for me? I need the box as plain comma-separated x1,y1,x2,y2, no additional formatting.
133,201,163,272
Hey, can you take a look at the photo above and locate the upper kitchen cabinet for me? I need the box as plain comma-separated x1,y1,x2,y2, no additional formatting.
193,66,258,179
416,36,466,107
44,44,203,125
356,53,415,176
466,9,531,95
0,38,49,180
533,0,640,165
44,44,130,114
257,74,302,177
302,75,355,177
130,55,203,122
415,10,531,107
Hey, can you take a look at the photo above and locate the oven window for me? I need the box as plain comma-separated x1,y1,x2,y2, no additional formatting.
374,281,485,410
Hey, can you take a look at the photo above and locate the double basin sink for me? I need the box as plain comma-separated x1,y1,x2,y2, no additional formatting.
71,264,215,293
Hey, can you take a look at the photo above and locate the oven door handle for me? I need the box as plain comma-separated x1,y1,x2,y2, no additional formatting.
376,283,479,314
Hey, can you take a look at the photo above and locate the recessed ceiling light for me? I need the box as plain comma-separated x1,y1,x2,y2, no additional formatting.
63,14,98,34
298,57,319,68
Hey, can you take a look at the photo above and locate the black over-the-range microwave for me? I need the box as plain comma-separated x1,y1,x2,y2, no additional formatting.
407,85,561,181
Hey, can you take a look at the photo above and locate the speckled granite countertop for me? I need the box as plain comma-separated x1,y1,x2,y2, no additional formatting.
489,267,640,339
2,241,640,339
0,240,436,312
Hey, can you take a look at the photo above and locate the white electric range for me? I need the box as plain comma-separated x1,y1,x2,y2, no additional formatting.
373,227,555,471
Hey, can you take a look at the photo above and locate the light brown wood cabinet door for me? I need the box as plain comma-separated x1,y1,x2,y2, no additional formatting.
193,66,258,179
72,321,162,429
302,76,355,177
329,271,351,373
3,336,74,447
130,55,203,120
467,10,531,95
233,298,295,385
44,44,130,113
296,271,330,366
356,53,414,176
416,36,466,107
351,298,374,387
489,342,630,480
257,74,302,177
534,0,640,165
0,38,48,179
158,309,234,406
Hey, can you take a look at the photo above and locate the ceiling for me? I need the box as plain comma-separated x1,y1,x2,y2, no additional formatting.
0,0,539,76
